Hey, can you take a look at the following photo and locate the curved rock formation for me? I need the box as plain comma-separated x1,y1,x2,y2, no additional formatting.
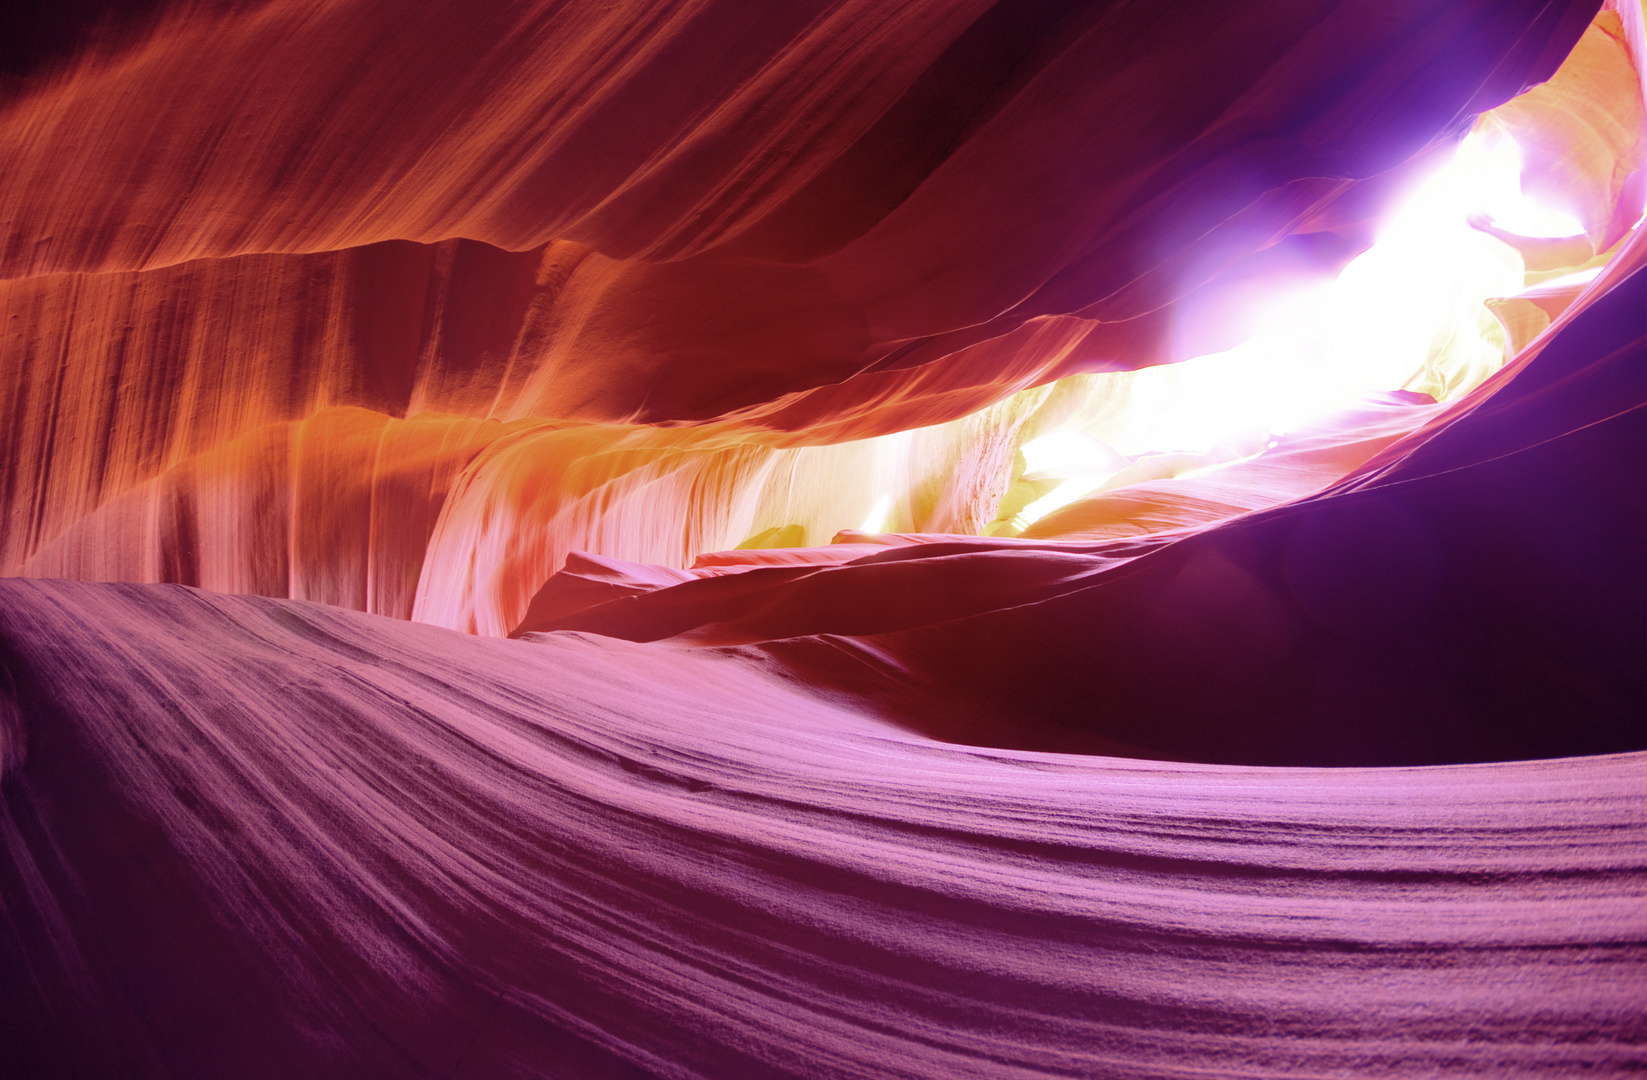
1,0,1644,1076
521,254,1644,766
0,0,1613,614
2,578,1642,1077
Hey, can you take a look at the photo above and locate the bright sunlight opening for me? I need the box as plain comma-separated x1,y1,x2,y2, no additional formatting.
1006,126,1596,531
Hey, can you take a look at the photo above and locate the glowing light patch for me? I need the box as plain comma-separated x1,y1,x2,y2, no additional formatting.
998,126,1601,533
1015,478,1103,530
859,493,893,533
1014,430,1128,529
1528,265,1604,291
1464,132,1587,238
1020,430,1123,480
1066,129,1551,461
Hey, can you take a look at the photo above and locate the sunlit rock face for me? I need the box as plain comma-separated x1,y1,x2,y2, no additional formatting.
0,0,1613,608
2,0,1644,1076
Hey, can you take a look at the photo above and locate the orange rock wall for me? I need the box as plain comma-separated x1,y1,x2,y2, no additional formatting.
0,0,1608,636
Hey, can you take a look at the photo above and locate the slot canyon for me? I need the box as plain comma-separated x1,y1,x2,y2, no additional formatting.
1,0,1643,1075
